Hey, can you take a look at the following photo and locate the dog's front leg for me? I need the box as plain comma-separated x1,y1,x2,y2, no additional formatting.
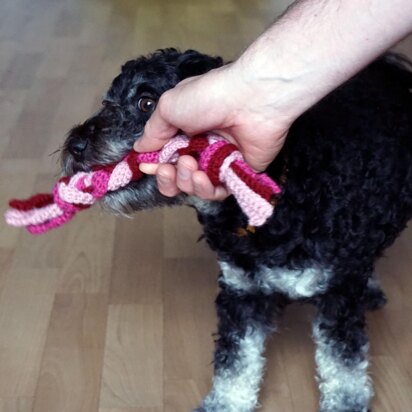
195,280,285,412
313,283,373,412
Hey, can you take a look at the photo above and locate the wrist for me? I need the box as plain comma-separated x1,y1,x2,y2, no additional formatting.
231,0,412,124
230,45,315,126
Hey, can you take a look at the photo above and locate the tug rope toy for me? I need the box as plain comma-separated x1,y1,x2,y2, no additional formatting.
5,133,282,235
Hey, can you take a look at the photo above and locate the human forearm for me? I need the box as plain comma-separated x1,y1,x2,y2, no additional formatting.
235,0,412,121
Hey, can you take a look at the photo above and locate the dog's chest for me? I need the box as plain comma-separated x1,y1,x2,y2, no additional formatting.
219,261,331,299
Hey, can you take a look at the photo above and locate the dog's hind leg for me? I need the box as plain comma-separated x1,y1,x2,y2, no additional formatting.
194,281,286,412
313,279,373,412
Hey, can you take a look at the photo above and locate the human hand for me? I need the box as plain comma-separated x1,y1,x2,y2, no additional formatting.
134,63,293,199
134,0,412,201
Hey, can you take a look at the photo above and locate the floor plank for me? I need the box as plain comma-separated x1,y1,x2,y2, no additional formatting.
0,267,58,397
0,0,411,411
99,304,163,410
32,293,108,412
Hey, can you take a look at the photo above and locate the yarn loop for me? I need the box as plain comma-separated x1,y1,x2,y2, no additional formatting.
5,133,282,235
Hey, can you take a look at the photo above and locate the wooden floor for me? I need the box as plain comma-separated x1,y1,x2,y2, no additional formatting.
1,0,412,411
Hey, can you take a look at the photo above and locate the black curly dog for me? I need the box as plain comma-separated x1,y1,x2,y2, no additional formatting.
62,49,412,412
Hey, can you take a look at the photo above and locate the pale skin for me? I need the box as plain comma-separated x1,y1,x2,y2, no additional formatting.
134,0,412,200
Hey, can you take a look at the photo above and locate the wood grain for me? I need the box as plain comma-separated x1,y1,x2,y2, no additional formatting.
99,304,163,410
0,267,58,398
0,0,411,411
0,398,33,412
32,293,108,412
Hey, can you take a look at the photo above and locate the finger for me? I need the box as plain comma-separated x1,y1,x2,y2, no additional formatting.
176,156,198,195
192,171,229,201
139,163,159,175
156,164,180,197
213,186,230,201
134,115,177,152
134,93,178,153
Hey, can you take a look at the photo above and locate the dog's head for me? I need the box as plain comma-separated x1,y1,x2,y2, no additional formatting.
61,48,223,214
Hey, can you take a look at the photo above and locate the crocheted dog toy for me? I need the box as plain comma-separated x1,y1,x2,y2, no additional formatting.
5,133,282,235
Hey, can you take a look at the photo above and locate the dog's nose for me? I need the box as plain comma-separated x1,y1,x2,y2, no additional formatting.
68,138,88,157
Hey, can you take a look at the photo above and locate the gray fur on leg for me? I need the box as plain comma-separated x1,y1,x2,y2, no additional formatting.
198,326,267,412
313,318,373,412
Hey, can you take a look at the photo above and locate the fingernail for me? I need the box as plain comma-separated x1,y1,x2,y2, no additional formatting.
139,163,158,174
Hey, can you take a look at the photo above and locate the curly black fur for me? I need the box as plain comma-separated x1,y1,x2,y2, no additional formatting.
61,48,412,412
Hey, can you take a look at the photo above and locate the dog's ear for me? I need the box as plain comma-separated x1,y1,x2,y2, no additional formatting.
177,50,224,80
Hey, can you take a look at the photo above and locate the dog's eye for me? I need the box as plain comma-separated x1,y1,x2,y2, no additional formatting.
138,97,156,113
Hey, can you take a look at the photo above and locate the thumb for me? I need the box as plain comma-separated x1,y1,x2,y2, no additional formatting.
133,107,178,153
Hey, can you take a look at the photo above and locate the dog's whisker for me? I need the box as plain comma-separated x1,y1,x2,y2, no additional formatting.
48,147,62,157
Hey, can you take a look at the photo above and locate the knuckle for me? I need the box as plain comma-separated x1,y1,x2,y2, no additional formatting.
157,180,177,197
193,183,210,200
158,91,173,117
176,177,194,196
156,165,180,197
178,155,197,170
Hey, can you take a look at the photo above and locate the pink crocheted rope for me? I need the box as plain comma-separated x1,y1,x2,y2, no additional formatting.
5,133,282,234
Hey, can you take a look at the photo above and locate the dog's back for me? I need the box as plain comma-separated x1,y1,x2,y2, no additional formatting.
200,54,412,274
